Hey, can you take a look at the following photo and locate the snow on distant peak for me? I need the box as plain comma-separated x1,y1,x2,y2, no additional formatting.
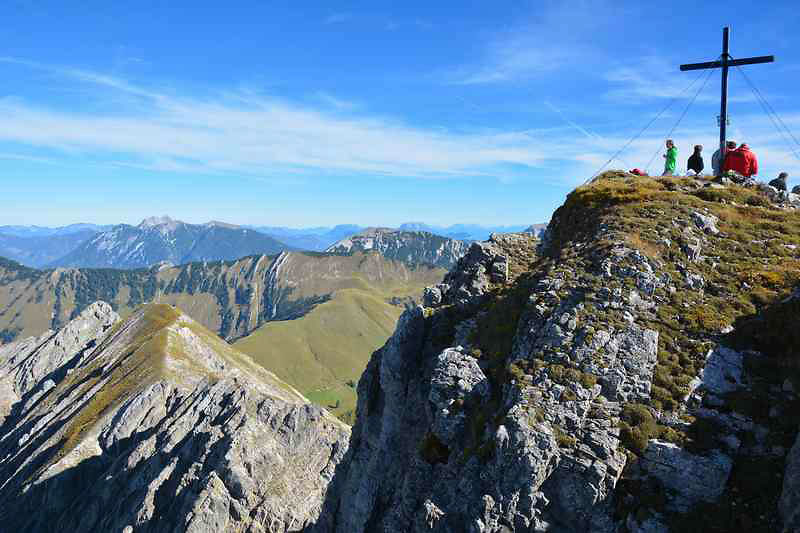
139,215,174,227
138,215,183,232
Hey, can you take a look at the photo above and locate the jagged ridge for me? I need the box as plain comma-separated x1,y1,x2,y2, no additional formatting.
0,302,349,531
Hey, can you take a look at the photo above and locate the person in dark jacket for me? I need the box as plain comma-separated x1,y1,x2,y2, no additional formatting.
769,172,788,192
687,145,704,175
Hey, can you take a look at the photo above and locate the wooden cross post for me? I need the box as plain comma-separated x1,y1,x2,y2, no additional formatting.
680,26,774,167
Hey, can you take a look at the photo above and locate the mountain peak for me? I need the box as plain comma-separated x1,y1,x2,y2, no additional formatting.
326,227,469,268
138,215,180,229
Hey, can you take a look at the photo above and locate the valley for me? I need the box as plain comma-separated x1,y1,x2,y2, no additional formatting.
0,250,445,421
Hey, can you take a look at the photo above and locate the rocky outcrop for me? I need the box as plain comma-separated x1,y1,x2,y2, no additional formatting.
0,302,349,532
313,172,800,532
315,229,637,531
326,228,469,269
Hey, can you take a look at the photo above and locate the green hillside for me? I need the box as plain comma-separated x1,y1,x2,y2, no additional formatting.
235,286,412,423
0,250,446,422
0,251,444,344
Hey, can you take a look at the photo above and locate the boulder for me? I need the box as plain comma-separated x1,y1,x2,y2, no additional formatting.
640,440,733,512
691,211,720,235
429,348,490,443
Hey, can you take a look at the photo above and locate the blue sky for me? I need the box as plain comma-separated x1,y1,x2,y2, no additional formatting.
1,1,799,227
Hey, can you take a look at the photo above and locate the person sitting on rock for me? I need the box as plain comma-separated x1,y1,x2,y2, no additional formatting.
687,145,704,175
769,172,789,192
712,141,737,177
723,143,758,178
662,139,677,176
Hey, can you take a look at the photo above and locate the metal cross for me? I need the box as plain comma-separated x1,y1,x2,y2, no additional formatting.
680,26,774,162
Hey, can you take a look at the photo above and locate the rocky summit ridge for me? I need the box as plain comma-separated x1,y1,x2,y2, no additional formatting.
313,172,800,532
0,302,349,532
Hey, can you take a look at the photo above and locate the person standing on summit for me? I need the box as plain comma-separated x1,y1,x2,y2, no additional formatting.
687,145,704,175
662,139,678,176
724,143,759,178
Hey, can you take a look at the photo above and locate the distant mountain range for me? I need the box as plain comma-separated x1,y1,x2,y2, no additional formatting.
524,223,548,237
250,224,363,251
397,222,531,241
0,230,101,268
0,223,112,238
326,227,470,269
0,218,546,269
51,216,291,269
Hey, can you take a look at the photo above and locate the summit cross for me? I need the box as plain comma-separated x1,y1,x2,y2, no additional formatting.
680,26,774,163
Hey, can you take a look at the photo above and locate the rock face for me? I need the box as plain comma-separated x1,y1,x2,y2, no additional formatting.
325,228,470,269
0,302,349,532
312,172,800,532
314,231,629,532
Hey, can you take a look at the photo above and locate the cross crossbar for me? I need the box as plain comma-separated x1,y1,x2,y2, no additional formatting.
680,55,774,71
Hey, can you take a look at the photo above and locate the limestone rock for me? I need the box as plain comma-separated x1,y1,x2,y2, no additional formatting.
699,346,745,397
429,348,490,443
441,239,509,308
757,182,781,203
0,302,349,532
640,440,733,513
691,211,720,235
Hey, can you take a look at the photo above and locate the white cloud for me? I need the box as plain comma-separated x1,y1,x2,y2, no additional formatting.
0,56,162,101
313,91,358,111
1,59,797,187
604,56,760,104
0,152,58,165
0,62,559,178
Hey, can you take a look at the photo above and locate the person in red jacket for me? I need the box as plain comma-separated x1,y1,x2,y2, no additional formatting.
723,143,759,177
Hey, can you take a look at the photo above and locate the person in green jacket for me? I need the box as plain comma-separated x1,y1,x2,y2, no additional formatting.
662,139,677,176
